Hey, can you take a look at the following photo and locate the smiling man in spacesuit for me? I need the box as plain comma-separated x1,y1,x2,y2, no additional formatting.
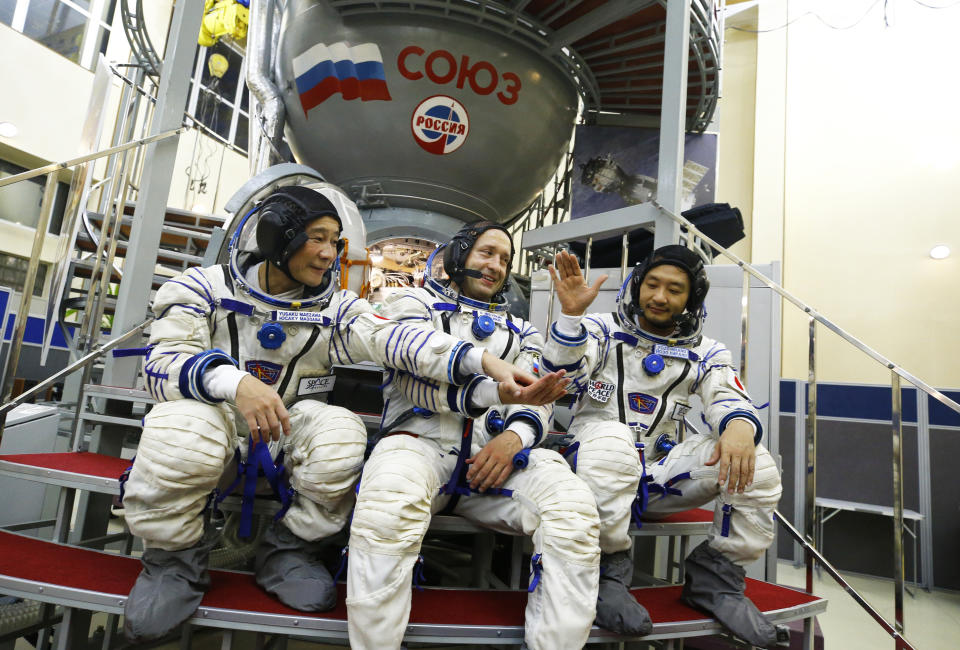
544,246,786,648
346,223,601,650
120,187,565,642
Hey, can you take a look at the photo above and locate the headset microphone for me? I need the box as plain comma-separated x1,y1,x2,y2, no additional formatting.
460,269,484,279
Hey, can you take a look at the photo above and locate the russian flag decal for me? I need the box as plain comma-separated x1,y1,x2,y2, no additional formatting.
293,42,392,114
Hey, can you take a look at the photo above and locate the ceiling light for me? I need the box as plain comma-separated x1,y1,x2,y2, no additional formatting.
0,122,18,138
929,245,950,259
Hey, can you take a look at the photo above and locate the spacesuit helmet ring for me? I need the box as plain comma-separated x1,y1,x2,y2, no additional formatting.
228,182,364,309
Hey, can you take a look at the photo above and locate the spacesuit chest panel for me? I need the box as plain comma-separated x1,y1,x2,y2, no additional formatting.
211,303,335,403
440,310,516,361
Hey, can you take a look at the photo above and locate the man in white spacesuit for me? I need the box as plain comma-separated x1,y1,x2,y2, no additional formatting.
544,245,786,647
121,187,565,642
346,223,601,650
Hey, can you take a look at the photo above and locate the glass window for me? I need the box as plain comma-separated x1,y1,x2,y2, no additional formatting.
8,0,114,69
0,253,49,297
188,44,250,154
0,160,70,235
1,2,16,27
23,0,87,64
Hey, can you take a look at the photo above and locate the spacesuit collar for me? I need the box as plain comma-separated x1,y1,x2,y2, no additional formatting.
424,276,509,313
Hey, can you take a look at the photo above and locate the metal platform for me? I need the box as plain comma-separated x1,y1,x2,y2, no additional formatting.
0,529,826,646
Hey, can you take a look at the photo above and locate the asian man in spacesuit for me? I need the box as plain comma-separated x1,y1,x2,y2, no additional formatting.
120,187,566,642
346,223,601,650
543,245,786,648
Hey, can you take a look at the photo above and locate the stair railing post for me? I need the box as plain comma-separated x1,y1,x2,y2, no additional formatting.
740,269,750,389
0,172,60,434
803,316,817,650
891,371,905,643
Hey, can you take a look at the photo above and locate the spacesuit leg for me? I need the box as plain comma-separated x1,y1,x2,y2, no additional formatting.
568,420,651,635
346,434,448,650
122,400,237,641
645,436,784,647
455,449,599,650
256,401,367,611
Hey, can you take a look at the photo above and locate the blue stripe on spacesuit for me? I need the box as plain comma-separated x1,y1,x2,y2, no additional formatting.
185,268,215,305
414,331,433,371
448,341,467,384
719,410,763,444
157,302,208,319
404,328,424,374
541,357,582,373
549,322,586,346
178,349,237,404
447,384,459,413
504,409,544,446
169,279,215,309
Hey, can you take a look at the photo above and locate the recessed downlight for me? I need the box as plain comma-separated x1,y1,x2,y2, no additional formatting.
929,245,950,260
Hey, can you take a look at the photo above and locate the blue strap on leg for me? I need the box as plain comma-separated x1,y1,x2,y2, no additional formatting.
561,440,581,473
721,504,733,537
117,456,135,504
528,553,543,593
413,554,427,591
332,546,349,583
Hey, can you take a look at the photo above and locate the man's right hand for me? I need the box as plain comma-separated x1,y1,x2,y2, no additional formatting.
236,375,290,444
498,370,569,406
548,250,608,316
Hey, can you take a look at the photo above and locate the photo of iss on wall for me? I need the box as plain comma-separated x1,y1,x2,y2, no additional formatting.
571,125,717,219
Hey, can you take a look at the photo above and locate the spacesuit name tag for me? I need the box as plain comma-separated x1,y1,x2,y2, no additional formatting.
671,402,692,421
587,380,616,403
272,310,331,325
298,375,336,395
653,344,696,360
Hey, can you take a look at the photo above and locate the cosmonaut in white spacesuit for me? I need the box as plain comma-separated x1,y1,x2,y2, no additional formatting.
120,186,563,642
346,223,600,650
544,245,786,647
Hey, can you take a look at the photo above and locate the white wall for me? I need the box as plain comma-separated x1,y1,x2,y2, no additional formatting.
730,0,960,388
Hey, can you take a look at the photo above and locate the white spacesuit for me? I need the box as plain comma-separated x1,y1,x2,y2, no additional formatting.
544,245,784,647
121,185,506,642
347,224,600,650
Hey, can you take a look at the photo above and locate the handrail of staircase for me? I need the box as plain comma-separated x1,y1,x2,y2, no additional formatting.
775,510,917,650
0,128,185,189
654,200,960,417
0,317,153,435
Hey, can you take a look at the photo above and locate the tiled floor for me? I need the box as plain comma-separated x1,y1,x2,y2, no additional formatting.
776,560,960,650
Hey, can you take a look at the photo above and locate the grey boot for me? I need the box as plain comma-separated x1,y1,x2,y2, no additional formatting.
595,551,653,636
254,521,336,611
123,534,215,642
681,541,784,648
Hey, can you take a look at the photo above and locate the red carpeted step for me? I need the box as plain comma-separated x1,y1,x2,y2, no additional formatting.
0,530,821,628
0,452,131,479
646,508,714,524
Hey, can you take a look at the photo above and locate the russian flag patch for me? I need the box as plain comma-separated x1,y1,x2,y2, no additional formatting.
293,41,392,115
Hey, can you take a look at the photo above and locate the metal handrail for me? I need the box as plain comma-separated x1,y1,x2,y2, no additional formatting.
0,128,185,189
0,318,153,436
655,200,960,417
775,510,917,650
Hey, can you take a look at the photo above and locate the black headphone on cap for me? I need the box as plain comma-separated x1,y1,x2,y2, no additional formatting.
442,222,514,288
256,186,344,273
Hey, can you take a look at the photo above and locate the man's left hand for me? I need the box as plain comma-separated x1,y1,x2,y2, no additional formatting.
466,431,524,492
705,420,756,493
